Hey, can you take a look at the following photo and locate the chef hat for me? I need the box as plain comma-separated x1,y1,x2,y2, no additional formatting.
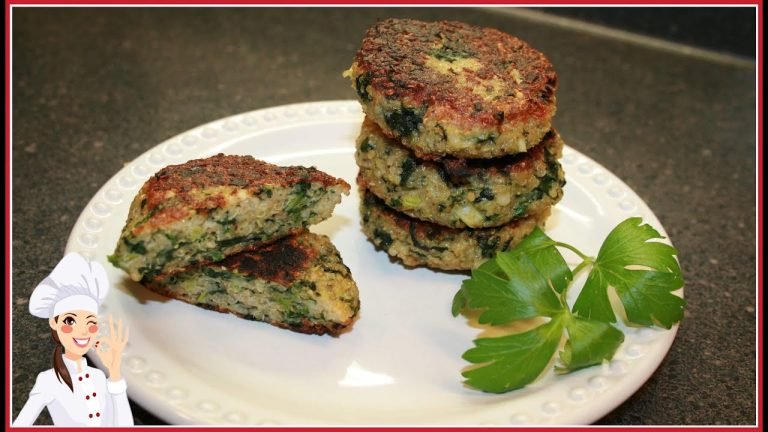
29,253,110,319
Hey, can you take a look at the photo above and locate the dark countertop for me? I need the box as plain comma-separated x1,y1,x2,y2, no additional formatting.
11,7,756,426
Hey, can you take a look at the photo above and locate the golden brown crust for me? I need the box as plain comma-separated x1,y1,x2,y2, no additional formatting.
353,19,557,127
144,153,349,211
134,154,350,234
217,232,318,285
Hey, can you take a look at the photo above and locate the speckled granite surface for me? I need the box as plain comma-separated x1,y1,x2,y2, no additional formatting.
11,7,756,426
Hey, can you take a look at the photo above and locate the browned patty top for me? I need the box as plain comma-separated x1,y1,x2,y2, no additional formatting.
218,232,318,285
353,19,557,125
141,153,350,213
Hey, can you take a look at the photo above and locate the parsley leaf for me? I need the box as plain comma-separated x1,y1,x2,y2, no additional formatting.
499,227,573,294
454,217,685,393
451,227,572,321
456,227,576,392
463,317,565,393
556,316,625,374
572,217,686,328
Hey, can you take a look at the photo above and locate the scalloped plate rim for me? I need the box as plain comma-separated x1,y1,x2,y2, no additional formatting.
65,100,682,426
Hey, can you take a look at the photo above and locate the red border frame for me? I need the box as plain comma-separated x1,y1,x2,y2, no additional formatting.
5,0,12,429
4,2,763,431
756,1,763,429
3,0,763,3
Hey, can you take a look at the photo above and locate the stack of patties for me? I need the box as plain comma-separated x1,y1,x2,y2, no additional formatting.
109,154,359,335
345,19,565,270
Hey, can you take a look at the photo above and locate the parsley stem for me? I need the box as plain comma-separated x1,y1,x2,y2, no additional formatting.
553,242,592,261
572,259,593,277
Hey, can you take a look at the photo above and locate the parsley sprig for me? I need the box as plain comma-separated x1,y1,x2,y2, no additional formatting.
452,217,686,393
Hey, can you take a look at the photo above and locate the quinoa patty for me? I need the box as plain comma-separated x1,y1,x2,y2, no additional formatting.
344,18,557,159
360,189,552,271
145,231,360,336
356,118,564,228
109,154,350,282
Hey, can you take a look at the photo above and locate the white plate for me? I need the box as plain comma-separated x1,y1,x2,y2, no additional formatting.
66,100,680,426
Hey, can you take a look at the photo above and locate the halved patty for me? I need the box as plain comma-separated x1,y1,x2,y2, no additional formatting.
344,18,557,159
356,118,564,229
109,154,350,282
145,231,360,336
360,189,551,271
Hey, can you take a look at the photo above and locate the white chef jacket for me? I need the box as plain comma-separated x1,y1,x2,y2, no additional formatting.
13,356,134,426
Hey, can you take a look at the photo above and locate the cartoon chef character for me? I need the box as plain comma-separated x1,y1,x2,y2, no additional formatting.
13,253,134,426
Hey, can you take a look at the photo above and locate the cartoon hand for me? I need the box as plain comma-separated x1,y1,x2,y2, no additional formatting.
94,316,129,382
